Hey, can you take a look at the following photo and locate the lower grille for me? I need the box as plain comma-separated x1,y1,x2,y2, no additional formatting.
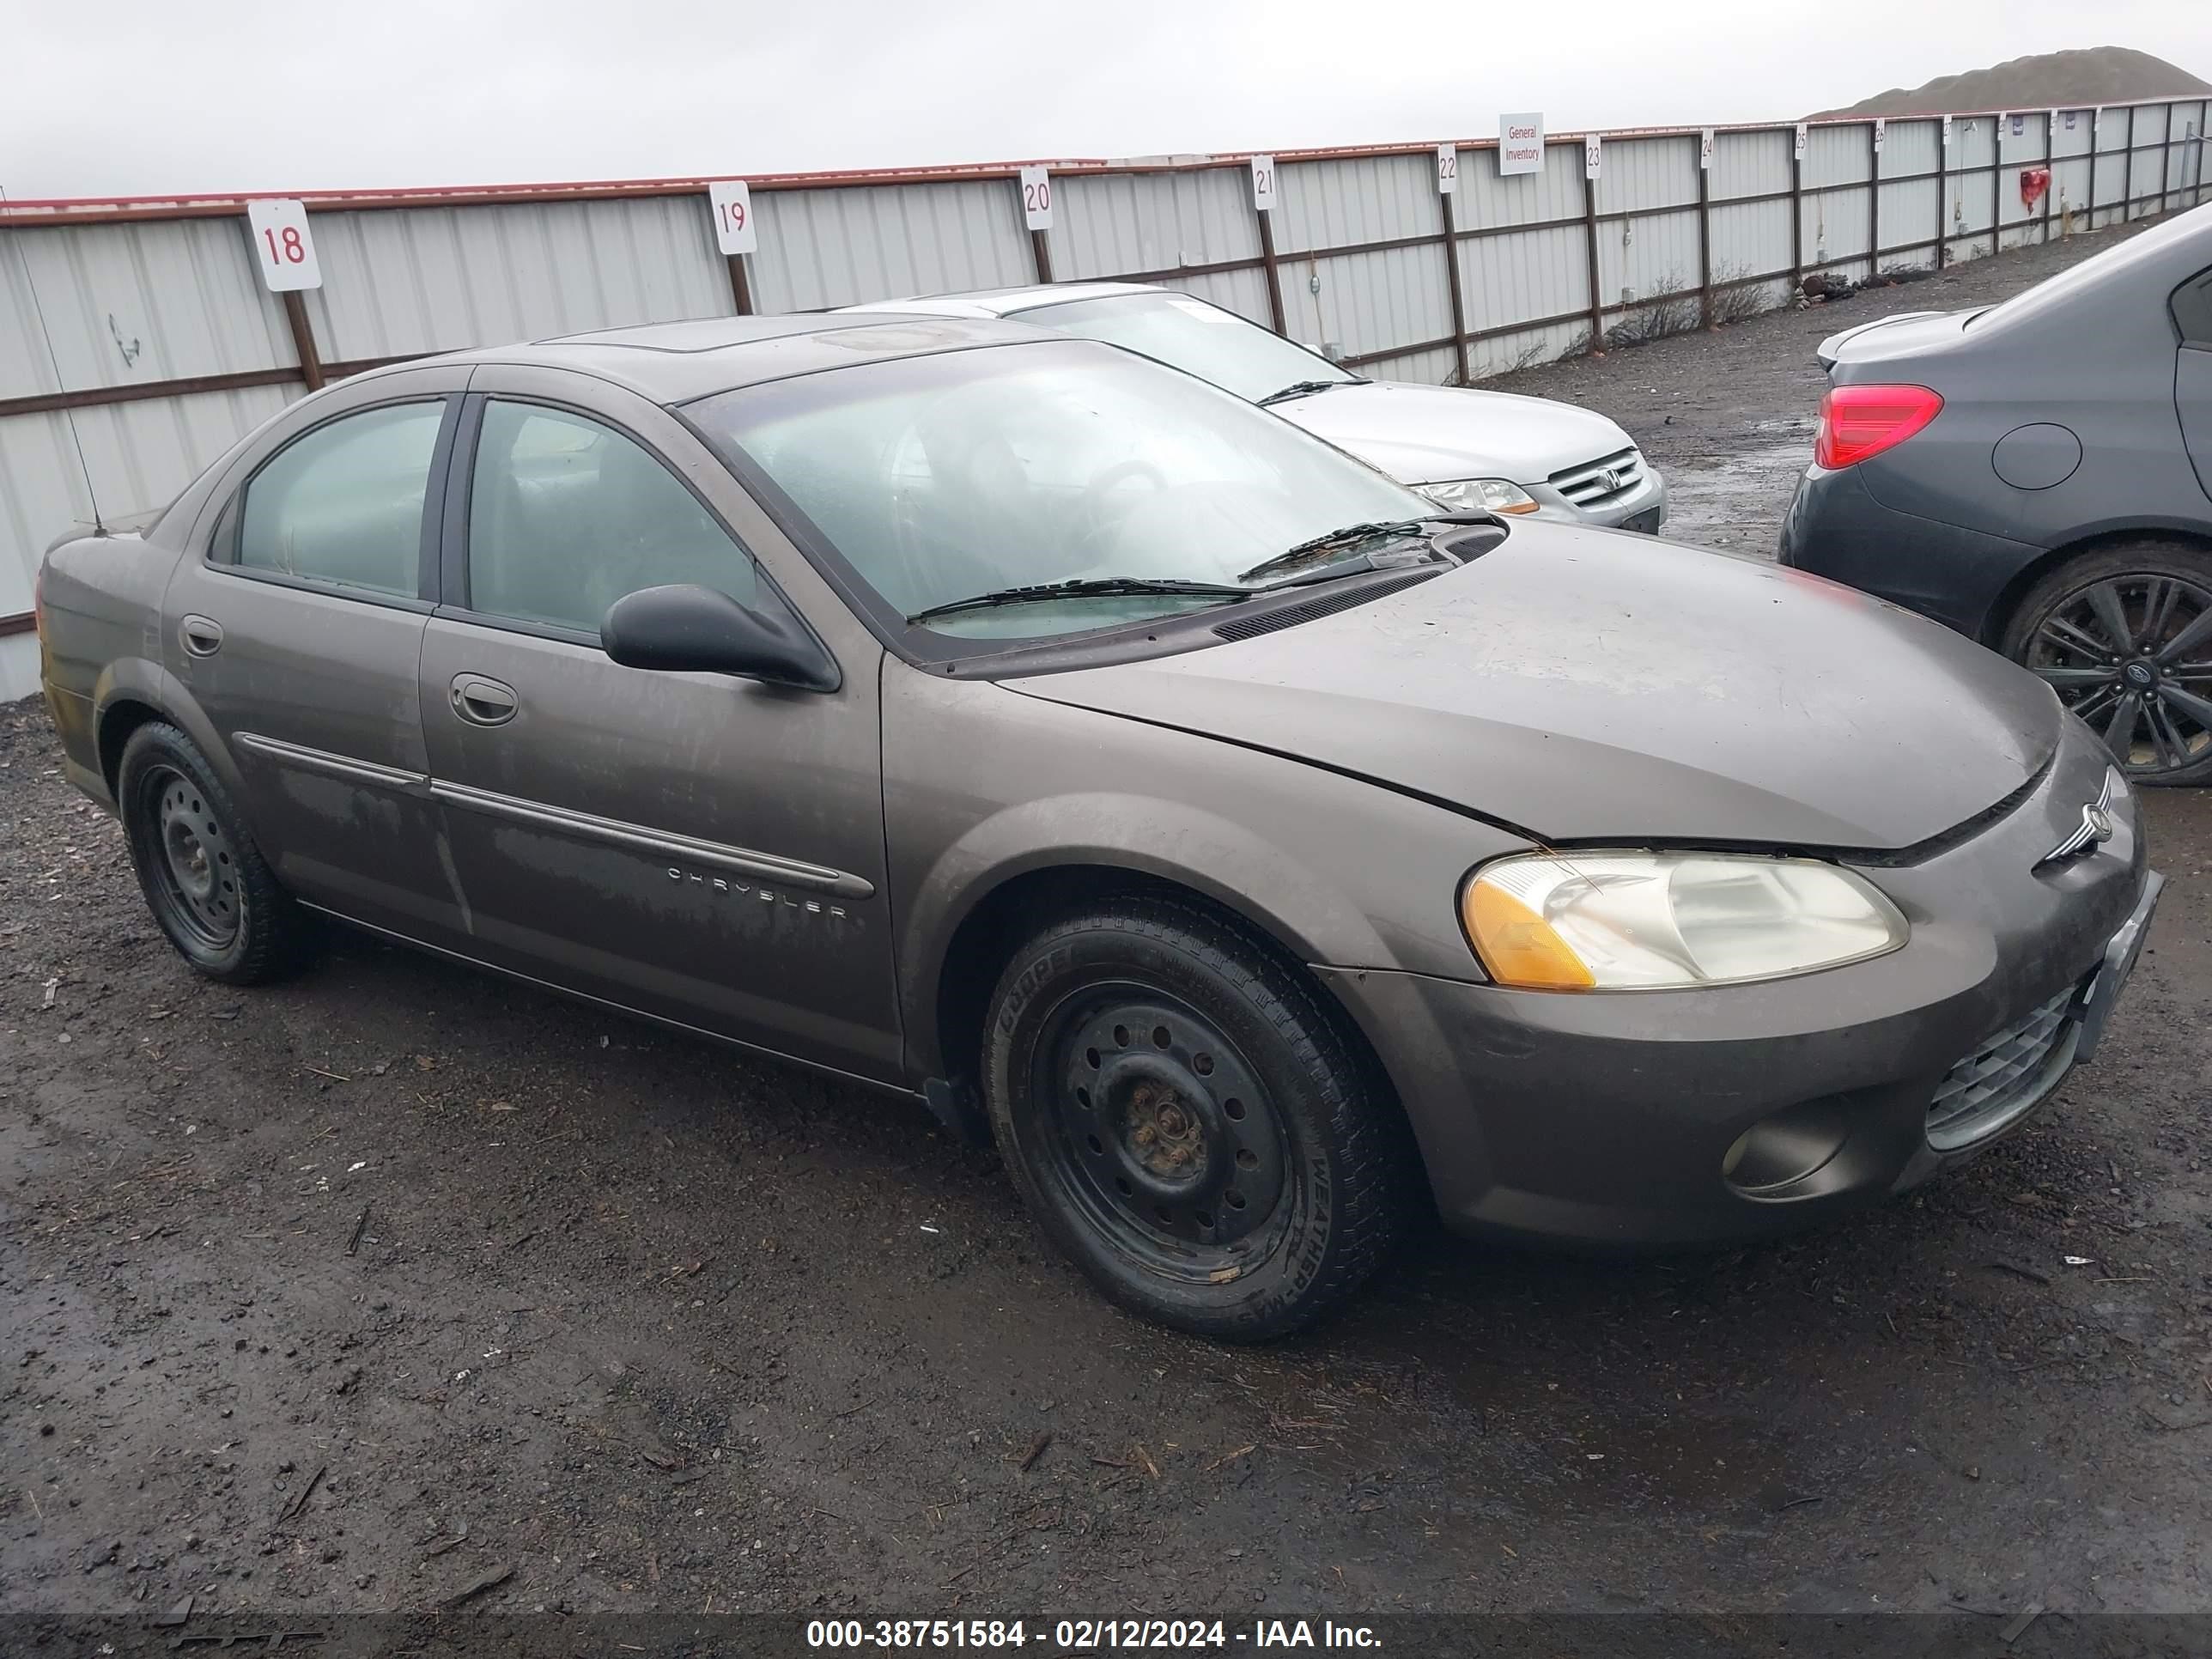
1925,981,2083,1152
1550,446,1645,507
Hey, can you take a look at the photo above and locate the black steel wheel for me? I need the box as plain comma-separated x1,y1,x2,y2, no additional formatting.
2004,542,2212,786
983,894,1411,1340
117,721,314,983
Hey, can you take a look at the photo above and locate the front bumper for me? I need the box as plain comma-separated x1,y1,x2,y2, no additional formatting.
1317,725,2159,1247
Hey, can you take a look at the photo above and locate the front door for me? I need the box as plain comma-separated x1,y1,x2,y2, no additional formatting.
162,371,469,943
418,370,901,1083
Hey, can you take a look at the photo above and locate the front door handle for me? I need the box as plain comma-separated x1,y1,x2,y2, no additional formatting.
450,673,519,726
179,615,224,657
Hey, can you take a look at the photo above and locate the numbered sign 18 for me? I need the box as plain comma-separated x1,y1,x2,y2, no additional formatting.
1793,123,1808,161
1018,167,1054,231
246,198,322,293
1698,128,1715,170
708,180,757,256
1249,155,1277,212
1583,134,1601,179
1436,143,1457,195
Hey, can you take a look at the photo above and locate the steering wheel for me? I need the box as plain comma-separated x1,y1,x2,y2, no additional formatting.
1074,460,1170,562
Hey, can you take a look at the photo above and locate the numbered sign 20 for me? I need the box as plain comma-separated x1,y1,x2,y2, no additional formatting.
1583,135,1601,180
246,199,321,293
708,180,757,256
1019,167,1054,231
1249,155,1277,213
1436,144,1458,195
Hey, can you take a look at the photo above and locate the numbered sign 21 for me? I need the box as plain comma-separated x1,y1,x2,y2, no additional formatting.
1019,167,1054,231
246,199,321,293
708,180,757,255
1436,144,1458,195
1250,154,1277,212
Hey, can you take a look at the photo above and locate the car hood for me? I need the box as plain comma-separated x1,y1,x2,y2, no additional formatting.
1268,380,1634,487
1816,308,1980,371
1004,525,2059,851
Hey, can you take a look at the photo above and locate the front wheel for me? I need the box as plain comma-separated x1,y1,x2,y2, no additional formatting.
2002,541,2212,786
983,896,1411,1340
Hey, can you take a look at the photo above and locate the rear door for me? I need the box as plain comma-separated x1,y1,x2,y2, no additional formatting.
418,365,901,1083
2174,262,2212,502
162,366,471,943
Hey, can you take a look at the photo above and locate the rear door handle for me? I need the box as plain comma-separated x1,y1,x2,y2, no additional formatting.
450,673,519,726
179,616,224,657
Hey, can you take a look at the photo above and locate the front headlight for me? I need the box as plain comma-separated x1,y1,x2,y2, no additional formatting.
1461,851,1908,991
1420,477,1540,515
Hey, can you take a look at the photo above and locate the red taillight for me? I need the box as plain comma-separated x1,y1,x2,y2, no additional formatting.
1814,383,1943,470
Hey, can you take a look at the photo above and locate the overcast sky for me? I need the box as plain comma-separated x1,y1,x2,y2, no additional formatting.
3,0,2208,199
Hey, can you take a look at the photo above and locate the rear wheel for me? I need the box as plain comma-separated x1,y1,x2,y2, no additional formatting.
982,895,1410,1340
2001,541,2212,786
117,722,314,983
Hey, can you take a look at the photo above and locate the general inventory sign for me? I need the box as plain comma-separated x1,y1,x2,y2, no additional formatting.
1498,112,1545,176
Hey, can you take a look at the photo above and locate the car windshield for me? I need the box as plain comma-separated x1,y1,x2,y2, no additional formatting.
1011,291,1363,404
688,339,1429,641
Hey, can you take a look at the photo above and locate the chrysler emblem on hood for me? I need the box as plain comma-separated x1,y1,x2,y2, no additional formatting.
2037,771,2118,871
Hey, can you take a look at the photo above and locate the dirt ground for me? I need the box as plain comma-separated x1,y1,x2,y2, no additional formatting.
6,222,2212,1644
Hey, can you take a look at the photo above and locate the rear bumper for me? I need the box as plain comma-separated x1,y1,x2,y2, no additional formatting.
1778,461,2039,641
1317,726,2155,1248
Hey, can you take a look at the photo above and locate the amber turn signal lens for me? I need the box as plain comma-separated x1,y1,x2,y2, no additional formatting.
1461,879,1596,991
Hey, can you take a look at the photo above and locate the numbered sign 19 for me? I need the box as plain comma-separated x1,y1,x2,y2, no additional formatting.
1583,135,1601,180
708,180,757,255
1793,123,1808,161
246,198,321,293
1018,167,1054,231
1436,143,1457,195
1698,128,1715,170
1249,155,1277,212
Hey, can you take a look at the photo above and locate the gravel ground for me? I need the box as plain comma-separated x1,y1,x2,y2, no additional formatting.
5,222,2212,1643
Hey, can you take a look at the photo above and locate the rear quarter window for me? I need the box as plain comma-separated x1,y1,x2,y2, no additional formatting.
2174,267,2212,349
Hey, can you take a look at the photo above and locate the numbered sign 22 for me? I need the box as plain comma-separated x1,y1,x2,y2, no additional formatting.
708,180,757,255
246,199,321,293
1698,128,1715,170
1018,167,1054,231
1249,155,1278,212
1436,143,1458,195
1583,134,1601,179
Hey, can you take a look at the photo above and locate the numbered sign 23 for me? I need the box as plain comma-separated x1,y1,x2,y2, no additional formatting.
1436,144,1458,195
1249,154,1277,213
1583,135,1601,179
246,199,322,293
708,180,757,255
1019,167,1054,231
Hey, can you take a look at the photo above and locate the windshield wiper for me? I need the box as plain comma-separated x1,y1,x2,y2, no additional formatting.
1257,379,1357,406
1234,520,1437,584
907,576,1252,625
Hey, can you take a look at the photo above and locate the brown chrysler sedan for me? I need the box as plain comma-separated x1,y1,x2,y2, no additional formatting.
37,314,2160,1339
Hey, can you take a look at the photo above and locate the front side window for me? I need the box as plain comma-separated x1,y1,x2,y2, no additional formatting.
690,340,1425,641
466,401,757,634
237,402,444,598
1013,291,1360,405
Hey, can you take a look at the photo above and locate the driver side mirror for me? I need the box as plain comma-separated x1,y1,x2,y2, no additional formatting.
601,584,841,692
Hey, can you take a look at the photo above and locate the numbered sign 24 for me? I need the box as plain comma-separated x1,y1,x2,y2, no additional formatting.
246,199,321,293
1698,128,1715,170
1436,144,1458,195
708,180,757,256
1250,155,1278,212
1019,167,1054,231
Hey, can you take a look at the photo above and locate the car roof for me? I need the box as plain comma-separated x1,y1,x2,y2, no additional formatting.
345,312,1056,406
836,281,1165,319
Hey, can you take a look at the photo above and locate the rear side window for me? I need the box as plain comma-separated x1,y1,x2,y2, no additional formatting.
2174,266,2212,349
236,402,443,598
465,400,757,634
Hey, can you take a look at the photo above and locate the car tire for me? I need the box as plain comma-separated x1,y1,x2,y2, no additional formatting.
982,894,1411,1340
2000,539,2212,787
117,722,315,983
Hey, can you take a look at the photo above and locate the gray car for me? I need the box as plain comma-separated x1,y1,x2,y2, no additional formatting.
37,313,2160,1339
1780,204,2212,784
841,283,1669,530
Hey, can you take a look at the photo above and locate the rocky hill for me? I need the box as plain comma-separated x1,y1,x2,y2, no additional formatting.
1813,46,2209,118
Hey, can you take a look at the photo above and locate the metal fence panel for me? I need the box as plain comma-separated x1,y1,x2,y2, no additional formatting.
1467,317,1586,380
1804,185,1871,272
1885,118,1942,179
1709,129,1790,204
1052,167,1261,282
1294,244,1451,359
749,180,1033,311
1599,206,1701,307
1361,342,1457,386
2,218,292,400
1879,177,1941,260
1595,136,1698,219
1458,222,1589,332
1806,123,1872,191
1460,141,1586,228
1275,153,1441,253
1708,196,1792,283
